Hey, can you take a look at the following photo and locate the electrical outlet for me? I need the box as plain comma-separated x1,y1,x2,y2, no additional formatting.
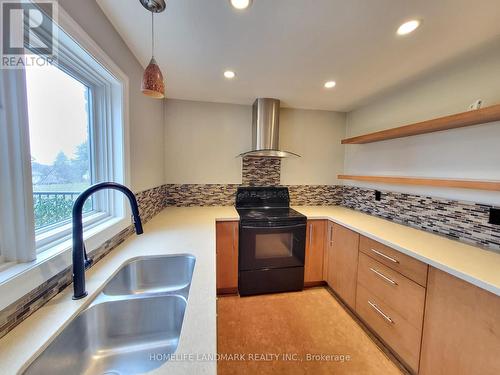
489,208,500,225
469,99,482,111
375,190,382,201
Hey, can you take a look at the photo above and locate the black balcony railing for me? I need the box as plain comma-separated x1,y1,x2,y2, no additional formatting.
33,191,92,230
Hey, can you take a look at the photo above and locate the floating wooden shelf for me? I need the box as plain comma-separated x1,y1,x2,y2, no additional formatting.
341,104,500,144
338,175,500,191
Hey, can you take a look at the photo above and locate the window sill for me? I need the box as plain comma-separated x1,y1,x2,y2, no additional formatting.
0,216,131,311
36,211,110,252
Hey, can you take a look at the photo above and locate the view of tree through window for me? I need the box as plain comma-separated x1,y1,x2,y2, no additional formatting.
26,64,93,230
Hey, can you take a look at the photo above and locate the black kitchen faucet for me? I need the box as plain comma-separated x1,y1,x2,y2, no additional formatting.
71,182,143,299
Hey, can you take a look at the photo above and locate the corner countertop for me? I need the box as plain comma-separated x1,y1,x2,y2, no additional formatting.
0,206,238,375
1,205,498,374
293,206,500,296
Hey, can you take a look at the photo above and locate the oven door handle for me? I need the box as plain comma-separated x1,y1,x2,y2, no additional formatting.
241,223,307,230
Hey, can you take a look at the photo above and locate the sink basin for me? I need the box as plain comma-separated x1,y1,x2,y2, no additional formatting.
24,295,186,375
103,255,196,297
23,254,196,375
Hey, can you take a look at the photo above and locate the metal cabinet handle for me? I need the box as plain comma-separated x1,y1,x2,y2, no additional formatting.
329,225,333,246
369,268,398,286
371,248,399,264
368,301,394,324
309,223,313,247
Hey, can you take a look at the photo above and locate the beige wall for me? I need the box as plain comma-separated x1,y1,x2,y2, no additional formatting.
57,2,347,190
280,108,346,185
345,41,500,205
164,99,346,184
164,100,251,184
59,0,165,193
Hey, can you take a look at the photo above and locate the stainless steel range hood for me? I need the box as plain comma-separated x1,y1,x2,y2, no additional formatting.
239,98,300,158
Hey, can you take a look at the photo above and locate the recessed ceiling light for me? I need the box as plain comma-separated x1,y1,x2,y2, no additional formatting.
397,19,421,35
224,70,236,79
324,81,336,89
230,0,252,10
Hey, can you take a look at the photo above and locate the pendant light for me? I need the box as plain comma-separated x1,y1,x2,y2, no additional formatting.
140,0,166,99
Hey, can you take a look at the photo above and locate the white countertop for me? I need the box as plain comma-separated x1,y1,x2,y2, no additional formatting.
294,206,500,296
0,206,238,375
1,205,499,374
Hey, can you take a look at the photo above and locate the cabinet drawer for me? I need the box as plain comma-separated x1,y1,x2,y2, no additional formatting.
356,284,422,373
359,236,428,286
357,253,425,328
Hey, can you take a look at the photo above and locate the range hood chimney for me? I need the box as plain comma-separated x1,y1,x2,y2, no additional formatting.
239,98,300,158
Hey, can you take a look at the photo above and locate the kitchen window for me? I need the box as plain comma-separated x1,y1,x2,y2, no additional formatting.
26,64,96,250
0,4,130,302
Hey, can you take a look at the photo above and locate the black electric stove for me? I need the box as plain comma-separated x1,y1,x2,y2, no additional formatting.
237,207,306,223
236,186,306,296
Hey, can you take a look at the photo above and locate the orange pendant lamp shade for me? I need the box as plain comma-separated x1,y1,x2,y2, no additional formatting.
140,0,166,99
141,57,165,99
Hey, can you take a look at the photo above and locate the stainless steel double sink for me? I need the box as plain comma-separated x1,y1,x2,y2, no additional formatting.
23,254,196,375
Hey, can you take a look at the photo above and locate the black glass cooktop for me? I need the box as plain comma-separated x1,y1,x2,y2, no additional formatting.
237,207,306,222
235,186,306,223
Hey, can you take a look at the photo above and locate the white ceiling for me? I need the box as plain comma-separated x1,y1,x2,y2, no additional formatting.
96,0,500,111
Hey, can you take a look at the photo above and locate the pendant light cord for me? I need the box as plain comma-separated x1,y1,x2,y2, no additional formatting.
151,11,155,58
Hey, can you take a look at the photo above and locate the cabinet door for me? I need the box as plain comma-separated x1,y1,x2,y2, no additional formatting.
328,224,359,308
419,267,500,375
304,220,326,284
216,221,239,294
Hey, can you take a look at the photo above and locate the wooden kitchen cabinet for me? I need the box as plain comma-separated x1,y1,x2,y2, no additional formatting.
304,220,327,284
359,236,428,287
327,224,360,308
356,253,426,373
419,267,500,375
216,221,239,294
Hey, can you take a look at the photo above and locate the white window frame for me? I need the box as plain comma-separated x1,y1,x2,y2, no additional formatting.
0,4,131,311
27,69,106,251
29,25,126,252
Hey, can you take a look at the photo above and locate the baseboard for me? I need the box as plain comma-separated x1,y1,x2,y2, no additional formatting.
217,287,238,295
304,281,327,288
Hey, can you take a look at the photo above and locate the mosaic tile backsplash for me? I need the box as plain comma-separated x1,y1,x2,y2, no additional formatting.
288,185,343,206
341,186,500,251
242,156,281,186
164,184,342,207
135,184,168,222
165,184,239,206
0,185,167,340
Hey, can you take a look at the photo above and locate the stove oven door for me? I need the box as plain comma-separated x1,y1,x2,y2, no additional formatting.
239,221,306,271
